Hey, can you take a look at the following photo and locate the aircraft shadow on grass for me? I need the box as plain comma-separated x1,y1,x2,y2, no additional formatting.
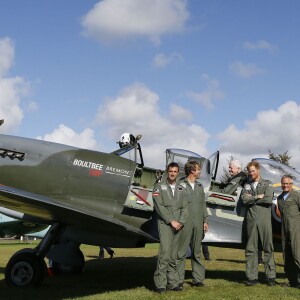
0,255,287,299
0,256,157,299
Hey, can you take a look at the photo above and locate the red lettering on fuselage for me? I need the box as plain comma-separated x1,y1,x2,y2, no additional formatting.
89,169,102,177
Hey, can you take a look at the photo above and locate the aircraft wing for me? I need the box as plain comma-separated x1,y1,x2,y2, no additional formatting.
0,216,47,238
0,185,157,243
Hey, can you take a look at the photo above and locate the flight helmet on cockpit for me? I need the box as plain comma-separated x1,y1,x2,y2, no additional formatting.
118,133,136,148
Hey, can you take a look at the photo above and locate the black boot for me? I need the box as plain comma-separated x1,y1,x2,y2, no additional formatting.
108,250,115,258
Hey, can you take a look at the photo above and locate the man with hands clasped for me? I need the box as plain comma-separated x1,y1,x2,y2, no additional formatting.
153,162,188,293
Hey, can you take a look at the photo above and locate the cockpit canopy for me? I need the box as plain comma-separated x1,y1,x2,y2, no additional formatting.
165,148,219,189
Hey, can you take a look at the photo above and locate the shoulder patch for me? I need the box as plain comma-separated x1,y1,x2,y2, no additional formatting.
161,185,167,191
180,182,187,188
153,188,160,197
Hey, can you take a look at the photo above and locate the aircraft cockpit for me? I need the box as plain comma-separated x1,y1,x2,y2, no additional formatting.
119,137,252,217
165,149,240,209
116,133,156,212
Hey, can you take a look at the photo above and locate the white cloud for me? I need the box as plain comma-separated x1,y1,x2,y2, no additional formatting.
95,83,209,168
217,101,300,170
81,0,189,45
243,40,278,53
26,101,39,113
37,124,97,150
186,74,224,110
0,37,14,78
0,37,30,133
170,103,193,120
230,61,265,78
152,52,183,68
0,76,29,133
96,83,159,126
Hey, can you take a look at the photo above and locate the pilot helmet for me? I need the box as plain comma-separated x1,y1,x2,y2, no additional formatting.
118,133,136,148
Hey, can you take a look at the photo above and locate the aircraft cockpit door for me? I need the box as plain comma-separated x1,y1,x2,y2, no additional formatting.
207,151,219,181
199,150,219,192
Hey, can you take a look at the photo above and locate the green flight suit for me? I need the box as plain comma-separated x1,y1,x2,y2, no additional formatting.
277,190,300,286
176,178,208,284
153,179,188,289
241,178,276,281
217,171,247,195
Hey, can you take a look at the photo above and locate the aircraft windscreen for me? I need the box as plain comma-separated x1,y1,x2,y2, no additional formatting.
166,149,201,174
165,148,211,188
112,145,135,156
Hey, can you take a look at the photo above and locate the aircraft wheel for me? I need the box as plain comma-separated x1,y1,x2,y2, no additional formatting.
52,249,84,274
5,249,47,287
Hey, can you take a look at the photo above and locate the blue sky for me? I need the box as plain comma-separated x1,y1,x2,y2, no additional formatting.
0,0,300,171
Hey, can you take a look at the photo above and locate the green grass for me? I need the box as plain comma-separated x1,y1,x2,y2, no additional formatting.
0,240,299,300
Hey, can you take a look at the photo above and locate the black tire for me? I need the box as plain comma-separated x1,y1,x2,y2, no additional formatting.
52,249,84,275
5,250,47,287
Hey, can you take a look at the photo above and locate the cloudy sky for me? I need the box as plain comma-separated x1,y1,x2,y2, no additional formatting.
0,0,300,174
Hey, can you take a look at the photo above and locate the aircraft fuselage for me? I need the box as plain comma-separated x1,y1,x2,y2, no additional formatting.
0,134,157,247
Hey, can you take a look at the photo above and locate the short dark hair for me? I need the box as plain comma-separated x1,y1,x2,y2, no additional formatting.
184,160,200,176
281,174,294,182
167,162,179,172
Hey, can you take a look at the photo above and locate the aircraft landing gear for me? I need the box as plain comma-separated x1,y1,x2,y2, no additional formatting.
5,248,47,286
51,247,84,274
5,223,64,287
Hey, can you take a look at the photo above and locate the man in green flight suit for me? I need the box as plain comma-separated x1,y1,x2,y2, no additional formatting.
277,174,300,288
241,160,276,286
153,162,188,293
216,159,247,195
176,160,209,288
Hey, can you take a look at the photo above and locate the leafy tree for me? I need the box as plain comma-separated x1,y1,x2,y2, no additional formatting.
268,150,292,167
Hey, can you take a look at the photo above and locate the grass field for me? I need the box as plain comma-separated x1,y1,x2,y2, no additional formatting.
0,240,299,300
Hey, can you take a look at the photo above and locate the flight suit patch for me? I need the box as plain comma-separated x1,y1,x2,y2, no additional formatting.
153,188,160,197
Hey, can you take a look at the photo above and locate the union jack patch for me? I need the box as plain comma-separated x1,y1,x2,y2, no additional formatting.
153,188,160,197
